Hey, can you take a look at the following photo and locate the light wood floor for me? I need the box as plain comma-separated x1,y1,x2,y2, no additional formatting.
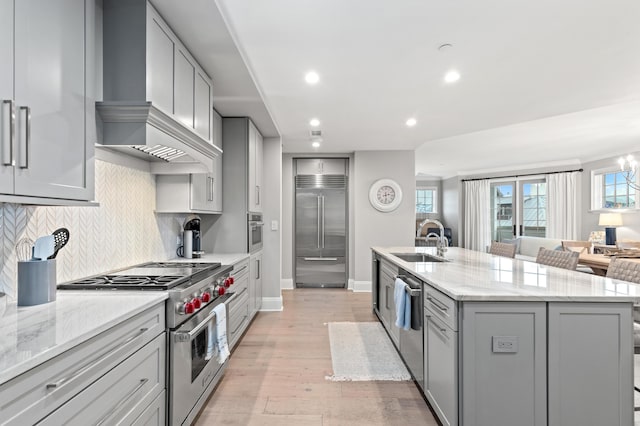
194,288,438,426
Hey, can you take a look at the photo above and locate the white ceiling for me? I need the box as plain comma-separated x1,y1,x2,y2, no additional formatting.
154,0,640,177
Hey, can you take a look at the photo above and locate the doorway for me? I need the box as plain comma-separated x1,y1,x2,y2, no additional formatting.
490,179,546,241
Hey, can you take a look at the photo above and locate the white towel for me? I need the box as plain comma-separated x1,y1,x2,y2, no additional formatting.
394,278,411,330
212,303,230,363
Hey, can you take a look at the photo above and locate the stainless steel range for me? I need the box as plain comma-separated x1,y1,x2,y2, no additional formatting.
59,261,236,425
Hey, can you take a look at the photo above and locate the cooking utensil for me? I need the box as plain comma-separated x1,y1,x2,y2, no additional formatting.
49,228,70,259
15,237,34,262
33,235,55,261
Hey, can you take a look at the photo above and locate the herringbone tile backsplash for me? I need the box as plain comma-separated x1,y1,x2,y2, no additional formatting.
0,160,185,300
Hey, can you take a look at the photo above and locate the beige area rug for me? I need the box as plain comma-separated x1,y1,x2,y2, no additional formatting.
326,322,411,381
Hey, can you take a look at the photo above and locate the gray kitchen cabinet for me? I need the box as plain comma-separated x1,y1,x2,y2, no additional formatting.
461,302,547,426
194,71,212,140
296,158,347,175
0,303,166,426
424,307,458,426
132,390,166,426
0,0,94,203
249,251,263,316
228,258,250,350
174,49,195,129
547,303,632,426
39,334,166,426
247,120,264,212
155,162,222,214
212,108,222,149
379,258,399,346
146,9,174,115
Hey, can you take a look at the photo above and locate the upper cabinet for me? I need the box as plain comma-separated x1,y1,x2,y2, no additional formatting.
99,0,219,169
0,0,95,203
296,159,347,175
247,121,264,212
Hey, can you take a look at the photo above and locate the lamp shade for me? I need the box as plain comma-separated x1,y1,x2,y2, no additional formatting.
599,213,623,227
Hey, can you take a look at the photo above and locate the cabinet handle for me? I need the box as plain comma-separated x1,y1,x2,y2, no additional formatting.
2,100,14,166
46,327,148,391
426,295,449,312
256,259,260,279
210,177,215,201
256,185,260,205
95,378,149,426
18,106,30,169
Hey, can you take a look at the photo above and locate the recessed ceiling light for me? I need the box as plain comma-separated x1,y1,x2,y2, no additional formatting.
444,70,461,84
309,118,320,127
312,141,321,148
305,71,320,85
406,118,417,127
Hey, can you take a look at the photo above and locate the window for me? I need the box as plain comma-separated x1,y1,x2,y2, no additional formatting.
416,187,437,213
592,167,638,210
490,179,546,241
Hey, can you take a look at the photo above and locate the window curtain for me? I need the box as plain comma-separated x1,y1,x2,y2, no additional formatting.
546,171,580,239
464,180,491,251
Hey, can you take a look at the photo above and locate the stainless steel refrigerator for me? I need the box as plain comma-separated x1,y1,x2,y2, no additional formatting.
295,174,347,287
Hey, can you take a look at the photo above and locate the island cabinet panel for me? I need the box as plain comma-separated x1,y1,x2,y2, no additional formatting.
379,258,399,345
460,302,547,426
548,303,633,426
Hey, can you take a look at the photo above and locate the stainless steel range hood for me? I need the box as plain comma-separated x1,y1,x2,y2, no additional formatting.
96,102,220,172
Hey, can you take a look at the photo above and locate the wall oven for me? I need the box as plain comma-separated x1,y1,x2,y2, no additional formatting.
248,212,264,253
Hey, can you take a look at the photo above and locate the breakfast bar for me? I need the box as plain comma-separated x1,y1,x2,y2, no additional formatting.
372,246,639,426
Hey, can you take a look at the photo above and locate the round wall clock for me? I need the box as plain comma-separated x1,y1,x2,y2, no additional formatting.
369,179,403,212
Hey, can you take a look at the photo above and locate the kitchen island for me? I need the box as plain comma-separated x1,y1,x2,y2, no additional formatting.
372,246,639,426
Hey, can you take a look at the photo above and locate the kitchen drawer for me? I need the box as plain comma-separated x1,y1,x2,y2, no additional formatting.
40,333,166,425
0,303,165,426
132,390,166,426
231,259,250,294
229,290,250,350
424,286,457,331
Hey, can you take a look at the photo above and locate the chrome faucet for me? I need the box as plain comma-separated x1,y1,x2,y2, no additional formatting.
418,219,448,256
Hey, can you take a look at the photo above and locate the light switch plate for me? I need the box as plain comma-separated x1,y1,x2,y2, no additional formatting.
492,336,518,353
271,220,278,231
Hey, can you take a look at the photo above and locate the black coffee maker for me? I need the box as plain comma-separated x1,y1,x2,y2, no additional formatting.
183,214,202,258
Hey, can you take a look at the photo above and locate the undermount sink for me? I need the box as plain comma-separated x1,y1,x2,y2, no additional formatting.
391,253,448,263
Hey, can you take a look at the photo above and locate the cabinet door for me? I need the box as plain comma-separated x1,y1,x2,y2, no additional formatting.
424,310,458,426
174,49,194,129
146,9,174,114
296,159,322,175
255,252,262,311
13,0,90,200
255,129,263,212
194,71,211,140
319,159,346,175
249,251,262,316
0,0,14,194
247,121,257,211
212,154,223,212
190,173,214,212
212,108,222,149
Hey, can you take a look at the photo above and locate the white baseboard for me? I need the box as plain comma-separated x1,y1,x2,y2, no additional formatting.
351,280,372,292
281,278,294,290
260,296,283,311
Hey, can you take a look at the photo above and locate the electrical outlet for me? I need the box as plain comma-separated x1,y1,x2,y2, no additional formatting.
492,336,518,353
271,220,279,231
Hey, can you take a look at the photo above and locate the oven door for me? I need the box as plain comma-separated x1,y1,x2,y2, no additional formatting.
248,220,264,253
169,306,226,425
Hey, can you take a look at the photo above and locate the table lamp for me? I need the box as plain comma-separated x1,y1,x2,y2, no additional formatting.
598,213,623,245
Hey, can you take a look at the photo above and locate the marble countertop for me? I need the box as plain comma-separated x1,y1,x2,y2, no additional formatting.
0,291,167,386
373,246,640,302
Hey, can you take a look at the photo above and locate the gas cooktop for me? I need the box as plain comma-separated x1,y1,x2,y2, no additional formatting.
57,261,223,291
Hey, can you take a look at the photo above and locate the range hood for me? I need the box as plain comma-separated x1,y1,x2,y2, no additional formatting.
96,102,220,173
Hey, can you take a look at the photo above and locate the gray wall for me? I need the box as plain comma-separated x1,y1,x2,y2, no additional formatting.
262,137,282,300
353,150,415,282
441,176,462,246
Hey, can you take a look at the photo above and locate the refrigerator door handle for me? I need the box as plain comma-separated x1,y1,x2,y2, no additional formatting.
321,196,325,248
317,196,321,248
304,257,338,261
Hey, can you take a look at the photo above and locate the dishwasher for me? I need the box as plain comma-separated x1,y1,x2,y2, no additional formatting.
397,272,424,391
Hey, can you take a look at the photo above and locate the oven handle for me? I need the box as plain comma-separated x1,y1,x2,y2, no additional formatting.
175,310,217,341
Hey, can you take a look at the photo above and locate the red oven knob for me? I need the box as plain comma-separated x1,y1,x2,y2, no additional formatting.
224,278,231,288
184,302,195,314
217,285,226,296
192,297,202,309
229,277,235,285
201,292,211,303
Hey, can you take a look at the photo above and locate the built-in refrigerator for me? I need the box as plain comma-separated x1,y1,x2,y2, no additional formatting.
295,164,348,288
